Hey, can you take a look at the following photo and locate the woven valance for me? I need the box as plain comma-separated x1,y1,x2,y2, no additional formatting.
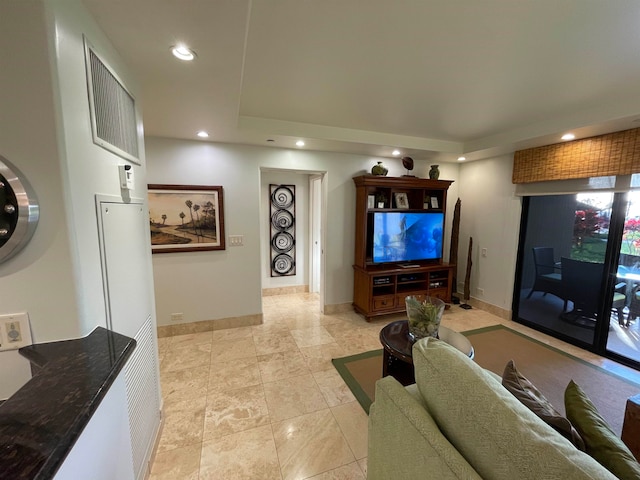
512,127,640,184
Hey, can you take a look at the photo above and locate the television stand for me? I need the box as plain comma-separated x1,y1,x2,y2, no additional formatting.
351,175,454,321
352,263,455,321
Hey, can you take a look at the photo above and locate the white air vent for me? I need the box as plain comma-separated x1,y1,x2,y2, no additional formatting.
125,315,160,480
84,37,140,164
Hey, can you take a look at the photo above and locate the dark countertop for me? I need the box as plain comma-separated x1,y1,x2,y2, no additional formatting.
0,327,136,479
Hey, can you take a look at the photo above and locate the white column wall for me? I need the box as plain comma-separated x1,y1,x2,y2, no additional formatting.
47,0,150,336
458,155,522,311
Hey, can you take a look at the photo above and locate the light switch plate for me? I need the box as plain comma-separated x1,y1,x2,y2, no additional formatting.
0,313,32,351
229,235,244,246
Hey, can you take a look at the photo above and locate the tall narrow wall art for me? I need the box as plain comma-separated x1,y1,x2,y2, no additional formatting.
270,184,296,276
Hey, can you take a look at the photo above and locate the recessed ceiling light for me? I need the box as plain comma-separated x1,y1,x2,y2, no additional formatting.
171,45,196,61
392,149,401,156
296,140,305,147
196,131,209,138
457,156,466,162
561,133,575,141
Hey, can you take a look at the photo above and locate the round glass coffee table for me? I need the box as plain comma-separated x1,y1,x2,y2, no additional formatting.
379,320,474,386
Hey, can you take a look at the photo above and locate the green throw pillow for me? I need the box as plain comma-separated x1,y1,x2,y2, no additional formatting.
565,380,640,480
502,360,585,451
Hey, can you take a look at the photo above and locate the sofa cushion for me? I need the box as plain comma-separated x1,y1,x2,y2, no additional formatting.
502,359,585,450
368,376,482,480
565,380,640,479
412,337,617,480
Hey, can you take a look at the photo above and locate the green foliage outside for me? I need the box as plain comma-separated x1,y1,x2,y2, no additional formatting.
570,235,607,263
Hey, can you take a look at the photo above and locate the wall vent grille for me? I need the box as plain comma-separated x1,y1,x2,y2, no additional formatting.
124,315,160,479
85,39,140,163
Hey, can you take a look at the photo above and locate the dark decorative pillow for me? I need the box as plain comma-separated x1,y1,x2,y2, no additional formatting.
502,360,585,450
565,380,640,479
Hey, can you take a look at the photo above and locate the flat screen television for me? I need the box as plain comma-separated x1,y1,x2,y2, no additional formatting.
371,211,444,264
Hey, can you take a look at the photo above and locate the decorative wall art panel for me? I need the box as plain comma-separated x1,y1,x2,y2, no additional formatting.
270,184,296,276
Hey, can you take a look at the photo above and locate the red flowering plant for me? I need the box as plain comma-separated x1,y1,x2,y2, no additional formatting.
573,209,602,250
622,218,640,256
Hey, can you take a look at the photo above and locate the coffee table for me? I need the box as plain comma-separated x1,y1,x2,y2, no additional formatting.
379,320,474,386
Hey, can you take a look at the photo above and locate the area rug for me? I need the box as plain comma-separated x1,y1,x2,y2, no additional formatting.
331,324,640,435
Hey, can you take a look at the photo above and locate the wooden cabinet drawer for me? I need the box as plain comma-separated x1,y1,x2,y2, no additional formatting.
372,295,395,311
427,288,448,301
396,292,424,308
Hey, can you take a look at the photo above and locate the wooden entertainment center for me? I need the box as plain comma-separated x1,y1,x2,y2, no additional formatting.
352,175,455,320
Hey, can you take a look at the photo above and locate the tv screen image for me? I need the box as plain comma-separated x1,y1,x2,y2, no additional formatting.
372,211,444,264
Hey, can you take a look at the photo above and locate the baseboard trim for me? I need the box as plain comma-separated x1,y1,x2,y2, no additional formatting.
262,285,309,296
466,297,511,320
324,302,354,315
157,313,263,338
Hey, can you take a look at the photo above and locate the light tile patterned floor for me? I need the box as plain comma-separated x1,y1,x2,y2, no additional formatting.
149,293,640,479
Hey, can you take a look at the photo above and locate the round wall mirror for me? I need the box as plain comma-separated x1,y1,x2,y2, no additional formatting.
0,155,39,264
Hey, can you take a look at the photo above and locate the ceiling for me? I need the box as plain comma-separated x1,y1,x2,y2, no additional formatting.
82,0,640,163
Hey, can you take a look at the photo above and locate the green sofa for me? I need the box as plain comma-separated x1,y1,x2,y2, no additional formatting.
367,337,618,480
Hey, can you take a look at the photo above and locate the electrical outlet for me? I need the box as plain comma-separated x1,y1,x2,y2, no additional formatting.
476,288,484,296
170,313,183,322
0,313,32,351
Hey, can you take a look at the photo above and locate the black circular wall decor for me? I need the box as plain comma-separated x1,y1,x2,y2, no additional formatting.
269,184,296,277
0,155,39,264
271,209,295,231
271,185,295,209
272,253,296,275
271,231,295,253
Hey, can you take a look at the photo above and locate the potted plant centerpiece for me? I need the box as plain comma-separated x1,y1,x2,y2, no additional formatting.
405,295,445,341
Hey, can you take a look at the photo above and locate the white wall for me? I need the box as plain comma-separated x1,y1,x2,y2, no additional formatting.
0,0,81,398
53,372,135,480
458,155,522,311
145,138,455,326
261,170,309,289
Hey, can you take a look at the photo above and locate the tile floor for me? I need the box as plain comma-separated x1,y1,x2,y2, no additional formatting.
149,293,640,479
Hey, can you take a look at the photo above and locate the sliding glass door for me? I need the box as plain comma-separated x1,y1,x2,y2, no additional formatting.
516,193,614,347
515,186,640,369
607,191,640,363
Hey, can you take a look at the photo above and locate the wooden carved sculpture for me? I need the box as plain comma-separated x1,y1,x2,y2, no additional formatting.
461,236,473,309
449,198,461,290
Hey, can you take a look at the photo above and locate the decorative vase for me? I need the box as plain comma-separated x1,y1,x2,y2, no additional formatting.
371,161,388,176
429,164,440,180
405,295,445,341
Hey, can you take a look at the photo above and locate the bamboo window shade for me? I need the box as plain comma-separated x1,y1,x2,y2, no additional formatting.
512,127,640,184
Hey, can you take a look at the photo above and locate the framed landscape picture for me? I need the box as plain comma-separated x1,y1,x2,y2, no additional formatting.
147,184,225,253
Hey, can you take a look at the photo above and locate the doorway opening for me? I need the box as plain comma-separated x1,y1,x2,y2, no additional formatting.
259,169,326,311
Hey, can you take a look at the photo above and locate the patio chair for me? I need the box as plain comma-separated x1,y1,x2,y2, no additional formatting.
560,257,626,327
527,247,567,311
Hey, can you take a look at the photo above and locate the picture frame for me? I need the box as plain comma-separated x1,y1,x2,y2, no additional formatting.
148,184,225,253
368,194,375,209
430,196,439,209
394,192,409,209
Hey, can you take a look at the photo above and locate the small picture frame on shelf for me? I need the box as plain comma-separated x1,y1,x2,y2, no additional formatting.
394,192,409,209
368,195,375,209
430,196,439,209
